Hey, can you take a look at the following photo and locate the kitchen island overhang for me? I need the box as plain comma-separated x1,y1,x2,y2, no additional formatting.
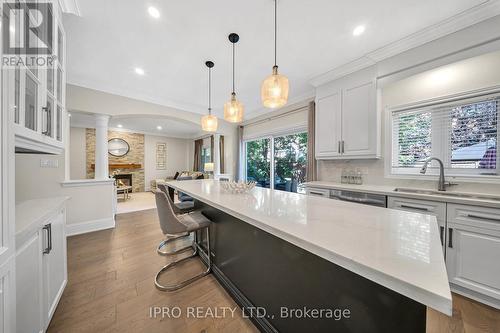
166,180,452,332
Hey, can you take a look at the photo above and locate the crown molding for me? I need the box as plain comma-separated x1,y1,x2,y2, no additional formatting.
309,0,500,87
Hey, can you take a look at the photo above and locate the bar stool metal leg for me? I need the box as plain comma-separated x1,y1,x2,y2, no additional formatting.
155,227,211,292
157,232,194,256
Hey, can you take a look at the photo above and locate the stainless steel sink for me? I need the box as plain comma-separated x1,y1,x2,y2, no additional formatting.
393,188,500,202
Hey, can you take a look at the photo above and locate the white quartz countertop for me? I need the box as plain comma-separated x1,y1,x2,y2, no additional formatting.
305,181,500,208
16,196,70,247
167,180,452,315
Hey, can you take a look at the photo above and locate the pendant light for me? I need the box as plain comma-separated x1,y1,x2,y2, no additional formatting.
224,33,244,123
261,0,289,109
201,61,218,132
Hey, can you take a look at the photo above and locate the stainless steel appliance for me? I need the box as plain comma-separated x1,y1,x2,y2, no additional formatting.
330,189,387,208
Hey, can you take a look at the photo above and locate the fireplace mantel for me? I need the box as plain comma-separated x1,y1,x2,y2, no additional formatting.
90,163,142,170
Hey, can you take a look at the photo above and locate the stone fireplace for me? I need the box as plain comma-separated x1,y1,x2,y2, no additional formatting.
114,173,133,189
86,129,145,192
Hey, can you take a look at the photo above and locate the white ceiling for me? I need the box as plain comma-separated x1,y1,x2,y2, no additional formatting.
70,112,200,138
64,0,489,119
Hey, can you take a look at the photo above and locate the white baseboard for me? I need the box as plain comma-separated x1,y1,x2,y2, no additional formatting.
66,217,115,236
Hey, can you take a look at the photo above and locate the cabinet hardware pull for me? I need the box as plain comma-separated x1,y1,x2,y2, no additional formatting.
338,141,341,154
448,228,453,248
309,192,324,196
439,226,444,246
466,214,500,223
42,224,51,254
341,141,345,153
41,106,51,136
400,204,429,211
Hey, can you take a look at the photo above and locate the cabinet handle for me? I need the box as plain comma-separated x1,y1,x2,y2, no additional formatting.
400,204,429,212
42,106,52,135
342,141,345,153
309,191,325,196
466,213,500,223
42,224,52,254
338,141,341,154
439,226,444,246
448,228,453,248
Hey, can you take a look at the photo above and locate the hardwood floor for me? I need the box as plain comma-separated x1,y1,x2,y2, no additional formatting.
49,209,500,333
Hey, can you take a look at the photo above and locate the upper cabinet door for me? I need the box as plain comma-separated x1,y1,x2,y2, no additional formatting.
341,81,379,158
315,92,342,158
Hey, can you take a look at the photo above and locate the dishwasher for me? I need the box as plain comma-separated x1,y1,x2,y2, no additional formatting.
330,189,387,208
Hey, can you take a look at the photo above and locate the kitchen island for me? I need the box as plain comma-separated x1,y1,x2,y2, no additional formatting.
166,179,452,333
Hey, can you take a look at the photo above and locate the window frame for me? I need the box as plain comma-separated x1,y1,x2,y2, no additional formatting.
243,128,308,191
386,89,500,183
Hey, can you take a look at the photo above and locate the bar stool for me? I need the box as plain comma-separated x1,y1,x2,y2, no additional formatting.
156,183,196,256
154,190,212,291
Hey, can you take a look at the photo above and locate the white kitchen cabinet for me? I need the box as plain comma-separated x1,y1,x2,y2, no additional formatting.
16,233,44,333
15,203,68,332
341,81,378,157
315,92,342,158
315,67,380,160
6,0,67,155
388,197,447,255
42,210,67,325
446,204,500,309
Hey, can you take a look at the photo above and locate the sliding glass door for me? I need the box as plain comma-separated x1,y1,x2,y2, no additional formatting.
245,138,271,188
245,132,307,193
274,133,308,192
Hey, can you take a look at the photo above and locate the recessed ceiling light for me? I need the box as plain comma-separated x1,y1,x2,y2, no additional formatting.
148,6,160,19
156,125,163,130
68,113,72,118
353,25,366,37
117,124,123,128
134,67,145,75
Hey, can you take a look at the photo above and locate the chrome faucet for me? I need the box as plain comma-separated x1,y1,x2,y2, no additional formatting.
420,157,446,191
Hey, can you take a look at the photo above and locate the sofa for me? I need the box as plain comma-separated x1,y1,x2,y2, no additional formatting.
150,171,206,193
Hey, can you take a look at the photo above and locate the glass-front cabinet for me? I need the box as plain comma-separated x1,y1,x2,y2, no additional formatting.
7,0,66,154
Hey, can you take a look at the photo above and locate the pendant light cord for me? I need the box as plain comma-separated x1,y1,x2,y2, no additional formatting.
274,0,277,67
208,67,212,115
232,42,235,94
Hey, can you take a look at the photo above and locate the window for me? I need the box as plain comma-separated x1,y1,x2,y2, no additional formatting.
201,147,211,172
245,132,307,192
391,95,498,177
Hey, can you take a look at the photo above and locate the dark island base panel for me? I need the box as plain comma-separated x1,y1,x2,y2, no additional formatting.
192,199,426,333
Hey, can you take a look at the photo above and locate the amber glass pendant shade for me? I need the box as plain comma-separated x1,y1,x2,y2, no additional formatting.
224,93,244,123
201,60,218,132
261,65,289,109
201,114,218,132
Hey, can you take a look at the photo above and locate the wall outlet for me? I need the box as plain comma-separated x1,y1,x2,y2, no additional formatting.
40,158,59,168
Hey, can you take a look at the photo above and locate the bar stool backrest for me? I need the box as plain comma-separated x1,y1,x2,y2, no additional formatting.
155,190,188,235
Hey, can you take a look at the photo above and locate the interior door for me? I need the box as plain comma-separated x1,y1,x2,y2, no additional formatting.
315,92,342,158
341,81,377,157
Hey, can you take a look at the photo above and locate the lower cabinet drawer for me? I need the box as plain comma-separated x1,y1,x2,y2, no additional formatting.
306,187,330,198
388,196,447,253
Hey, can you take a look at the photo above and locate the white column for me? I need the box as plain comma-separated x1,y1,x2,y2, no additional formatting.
94,114,110,180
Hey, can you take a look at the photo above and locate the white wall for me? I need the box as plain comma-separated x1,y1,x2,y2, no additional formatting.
69,127,87,179
144,134,190,191
317,50,500,194
15,154,115,231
